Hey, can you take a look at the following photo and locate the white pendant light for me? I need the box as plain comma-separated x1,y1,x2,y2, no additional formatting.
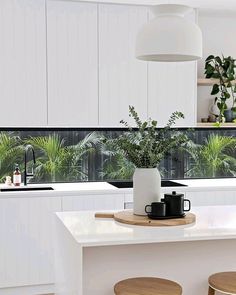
136,4,202,62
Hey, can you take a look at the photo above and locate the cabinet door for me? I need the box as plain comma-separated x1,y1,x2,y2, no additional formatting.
99,4,148,126
62,194,124,211
148,9,197,127
148,62,197,127
47,0,98,126
0,197,61,288
0,0,47,126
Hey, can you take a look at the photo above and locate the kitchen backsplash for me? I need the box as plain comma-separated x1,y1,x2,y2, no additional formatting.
0,127,235,183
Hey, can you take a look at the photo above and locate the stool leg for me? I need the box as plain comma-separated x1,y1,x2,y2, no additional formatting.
208,286,215,295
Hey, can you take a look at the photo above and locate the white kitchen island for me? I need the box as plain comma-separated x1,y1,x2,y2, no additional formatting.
55,206,236,295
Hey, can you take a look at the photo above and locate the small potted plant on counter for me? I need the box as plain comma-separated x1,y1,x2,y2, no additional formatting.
205,55,236,123
103,106,188,215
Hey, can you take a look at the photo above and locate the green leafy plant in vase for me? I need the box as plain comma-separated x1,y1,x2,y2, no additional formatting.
205,55,236,123
104,106,188,215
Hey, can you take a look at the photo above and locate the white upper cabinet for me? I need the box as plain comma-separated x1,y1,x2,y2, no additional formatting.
47,0,98,126
0,1,197,127
98,4,148,126
148,62,197,127
148,9,197,127
0,0,47,126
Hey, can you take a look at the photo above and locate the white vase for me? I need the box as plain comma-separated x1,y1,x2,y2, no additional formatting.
209,98,220,116
133,168,161,216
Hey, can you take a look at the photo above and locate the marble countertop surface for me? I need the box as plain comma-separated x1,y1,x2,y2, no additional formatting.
56,205,236,247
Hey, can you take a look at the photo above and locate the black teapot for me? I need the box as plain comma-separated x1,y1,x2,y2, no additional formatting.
162,191,191,216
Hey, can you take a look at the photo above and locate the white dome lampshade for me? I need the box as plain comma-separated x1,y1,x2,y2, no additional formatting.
136,4,202,62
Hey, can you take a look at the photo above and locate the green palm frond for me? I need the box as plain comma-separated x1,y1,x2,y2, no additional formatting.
69,132,101,163
0,132,23,181
28,134,64,160
185,134,236,177
28,132,99,182
101,152,135,180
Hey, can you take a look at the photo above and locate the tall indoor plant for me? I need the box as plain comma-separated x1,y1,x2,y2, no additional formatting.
205,55,236,122
104,106,187,215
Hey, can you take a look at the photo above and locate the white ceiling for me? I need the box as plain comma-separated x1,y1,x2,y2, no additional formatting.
67,0,236,12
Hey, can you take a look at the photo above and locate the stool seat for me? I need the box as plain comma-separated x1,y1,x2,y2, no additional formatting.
208,272,236,295
114,277,182,295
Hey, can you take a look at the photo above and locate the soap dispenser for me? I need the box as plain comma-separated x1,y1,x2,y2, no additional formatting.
13,164,21,186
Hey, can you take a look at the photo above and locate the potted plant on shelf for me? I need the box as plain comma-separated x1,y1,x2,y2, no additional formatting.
103,106,188,215
205,55,236,123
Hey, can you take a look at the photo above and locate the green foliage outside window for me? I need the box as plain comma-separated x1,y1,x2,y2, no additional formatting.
0,128,235,183
185,134,236,177
0,132,23,181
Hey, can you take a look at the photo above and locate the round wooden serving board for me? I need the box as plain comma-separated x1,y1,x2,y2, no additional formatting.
95,210,196,226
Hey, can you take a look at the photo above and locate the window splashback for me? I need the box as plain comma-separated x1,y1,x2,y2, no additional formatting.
0,127,235,183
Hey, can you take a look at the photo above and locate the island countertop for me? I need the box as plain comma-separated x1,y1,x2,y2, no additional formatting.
55,205,236,247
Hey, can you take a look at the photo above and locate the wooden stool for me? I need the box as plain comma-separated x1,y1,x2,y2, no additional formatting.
208,272,236,295
114,277,182,295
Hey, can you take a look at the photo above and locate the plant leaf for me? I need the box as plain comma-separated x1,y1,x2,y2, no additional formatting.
211,73,220,79
211,84,219,95
215,56,222,65
205,55,214,62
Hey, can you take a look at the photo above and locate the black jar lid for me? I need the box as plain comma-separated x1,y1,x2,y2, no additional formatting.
164,191,184,197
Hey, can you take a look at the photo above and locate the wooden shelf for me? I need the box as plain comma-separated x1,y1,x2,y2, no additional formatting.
197,122,236,127
197,78,236,86
197,78,217,86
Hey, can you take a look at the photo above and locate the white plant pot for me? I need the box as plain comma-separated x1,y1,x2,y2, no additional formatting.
133,168,161,216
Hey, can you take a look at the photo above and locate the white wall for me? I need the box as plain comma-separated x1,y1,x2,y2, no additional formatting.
197,10,236,121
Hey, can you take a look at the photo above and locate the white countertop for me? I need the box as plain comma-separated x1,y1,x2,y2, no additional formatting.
114,178,236,194
0,182,118,198
176,178,236,190
56,205,236,247
0,178,236,198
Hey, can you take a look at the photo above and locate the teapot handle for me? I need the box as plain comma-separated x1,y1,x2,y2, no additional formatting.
184,199,191,212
